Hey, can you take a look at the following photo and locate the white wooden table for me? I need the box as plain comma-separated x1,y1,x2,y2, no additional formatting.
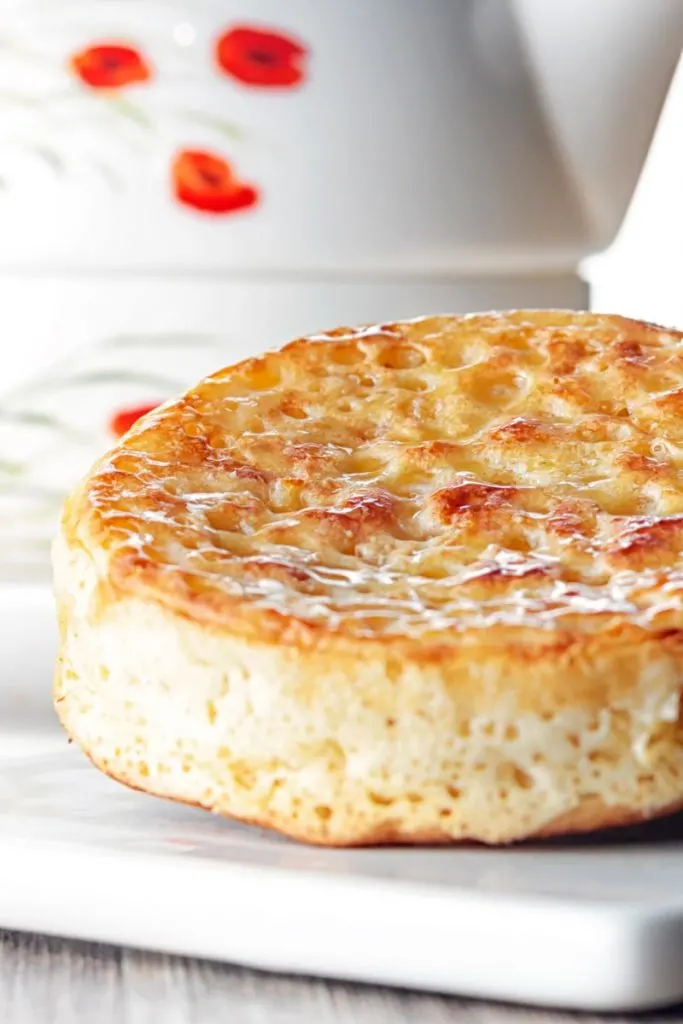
4,930,676,1024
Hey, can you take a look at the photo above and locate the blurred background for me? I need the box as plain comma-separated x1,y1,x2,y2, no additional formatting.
0,0,681,575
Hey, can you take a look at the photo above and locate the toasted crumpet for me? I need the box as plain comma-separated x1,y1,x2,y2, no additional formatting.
54,311,683,845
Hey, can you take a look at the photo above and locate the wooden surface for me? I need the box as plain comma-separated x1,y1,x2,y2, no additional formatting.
0,932,679,1024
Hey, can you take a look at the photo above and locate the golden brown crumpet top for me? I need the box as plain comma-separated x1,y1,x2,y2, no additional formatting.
67,310,683,651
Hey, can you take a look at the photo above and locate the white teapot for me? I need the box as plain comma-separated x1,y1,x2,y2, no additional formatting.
0,0,680,323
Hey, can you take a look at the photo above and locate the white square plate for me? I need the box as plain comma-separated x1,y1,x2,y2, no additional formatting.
2,583,683,1012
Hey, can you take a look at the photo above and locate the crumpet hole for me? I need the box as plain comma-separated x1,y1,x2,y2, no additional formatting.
182,420,204,438
282,406,308,420
464,370,525,407
588,750,616,765
240,361,281,390
512,766,533,790
368,791,394,807
206,507,240,532
207,427,228,449
347,453,385,475
330,344,363,365
504,534,532,553
401,377,428,392
377,345,426,369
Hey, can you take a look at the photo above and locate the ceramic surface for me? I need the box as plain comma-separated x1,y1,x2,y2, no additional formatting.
0,708,682,1011
5,0,669,273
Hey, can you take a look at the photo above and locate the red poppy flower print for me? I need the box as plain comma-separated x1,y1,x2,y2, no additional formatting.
215,26,308,89
109,402,160,438
70,43,151,89
172,149,259,215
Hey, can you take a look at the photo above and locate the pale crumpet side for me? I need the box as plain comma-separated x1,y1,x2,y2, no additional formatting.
54,311,683,844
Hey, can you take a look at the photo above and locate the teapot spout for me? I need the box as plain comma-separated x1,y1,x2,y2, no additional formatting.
512,0,683,250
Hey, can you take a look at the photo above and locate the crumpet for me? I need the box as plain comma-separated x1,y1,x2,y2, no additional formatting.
54,311,683,844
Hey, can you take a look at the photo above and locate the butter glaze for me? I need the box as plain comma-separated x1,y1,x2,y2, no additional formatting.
75,310,683,642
